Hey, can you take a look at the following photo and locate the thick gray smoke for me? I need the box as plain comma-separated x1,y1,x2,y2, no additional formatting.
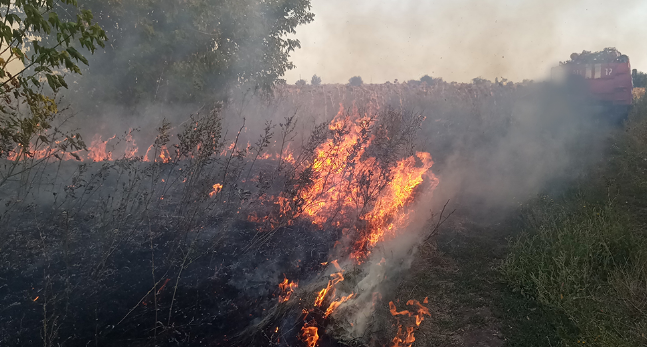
285,0,647,83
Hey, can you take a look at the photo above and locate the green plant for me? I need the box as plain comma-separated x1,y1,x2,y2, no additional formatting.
502,102,647,346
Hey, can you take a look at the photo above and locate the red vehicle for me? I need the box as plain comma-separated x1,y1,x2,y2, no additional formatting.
552,48,633,120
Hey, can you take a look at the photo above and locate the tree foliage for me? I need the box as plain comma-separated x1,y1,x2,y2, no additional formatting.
74,0,314,106
295,79,306,87
348,76,363,86
632,69,647,88
472,77,491,85
0,0,106,160
419,74,433,86
310,74,321,86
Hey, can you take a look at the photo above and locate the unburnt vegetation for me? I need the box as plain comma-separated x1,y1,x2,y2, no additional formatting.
502,95,647,347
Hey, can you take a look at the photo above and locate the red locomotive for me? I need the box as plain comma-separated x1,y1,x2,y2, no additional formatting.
552,48,633,120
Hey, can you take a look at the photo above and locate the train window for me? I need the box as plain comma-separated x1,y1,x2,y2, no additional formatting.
595,64,602,79
585,64,592,79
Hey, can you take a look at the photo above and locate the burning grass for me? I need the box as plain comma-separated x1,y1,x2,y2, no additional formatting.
0,95,442,346
1,77,603,346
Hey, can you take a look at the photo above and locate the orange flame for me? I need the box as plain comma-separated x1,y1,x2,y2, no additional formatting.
323,292,354,318
158,145,171,163
123,130,138,159
389,299,431,347
209,183,223,197
87,134,116,162
278,276,298,303
314,260,344,307
301,325,319,347
272,105,438,262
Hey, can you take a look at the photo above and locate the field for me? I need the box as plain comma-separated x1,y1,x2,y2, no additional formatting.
0,79,643,347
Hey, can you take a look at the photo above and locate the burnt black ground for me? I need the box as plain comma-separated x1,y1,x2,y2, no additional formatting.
0,212,339,346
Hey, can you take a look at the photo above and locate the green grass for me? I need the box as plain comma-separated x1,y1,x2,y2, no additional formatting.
501,97,647,347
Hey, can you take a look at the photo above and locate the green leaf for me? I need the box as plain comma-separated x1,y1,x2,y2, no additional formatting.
11,47,25,62
48,12,60,27
57,75,68,89
45,74,58,91
66,47,88,65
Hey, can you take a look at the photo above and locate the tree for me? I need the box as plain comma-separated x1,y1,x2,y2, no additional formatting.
472,77,491,85
0,0,107,163
71,0,314,107
633,69,647,88
295,79,307,87
311,74,321,86
420,75,433,85
348,76,363,86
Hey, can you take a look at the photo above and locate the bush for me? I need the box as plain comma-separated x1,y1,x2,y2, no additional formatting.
348,76,363,86
420,75,434,86
311,74,321,86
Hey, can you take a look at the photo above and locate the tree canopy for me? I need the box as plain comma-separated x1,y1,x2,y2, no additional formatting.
420,75,433,85
348,76,363,86
72,0,314,106
311,74,321,86
0,0,107,160
633,69,647,88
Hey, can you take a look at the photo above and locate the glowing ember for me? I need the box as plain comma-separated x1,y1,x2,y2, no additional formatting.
209,183,223,197
158,145,171,163
278,276,298,303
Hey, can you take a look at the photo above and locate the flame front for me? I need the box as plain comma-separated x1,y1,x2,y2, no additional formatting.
273,105,438,262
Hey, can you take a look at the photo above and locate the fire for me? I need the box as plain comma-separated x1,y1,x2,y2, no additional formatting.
123,130,138,158
87,134,116,161
158,145,171,163
209,183,223,197
269,105,438,262
301,324,319,347
323,292,354,318
389,299,431,347
314,260,344,307
278,276,298,303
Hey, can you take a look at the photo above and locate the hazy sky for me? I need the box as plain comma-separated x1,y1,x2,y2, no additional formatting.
284,0,647,84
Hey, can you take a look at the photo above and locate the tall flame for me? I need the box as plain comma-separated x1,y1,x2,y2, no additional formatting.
273,105,438,262
301,324,319,347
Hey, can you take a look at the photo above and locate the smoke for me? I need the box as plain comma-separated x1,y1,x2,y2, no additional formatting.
285,0,647,84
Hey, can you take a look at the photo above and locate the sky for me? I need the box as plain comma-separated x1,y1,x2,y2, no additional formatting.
284,0,647,84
